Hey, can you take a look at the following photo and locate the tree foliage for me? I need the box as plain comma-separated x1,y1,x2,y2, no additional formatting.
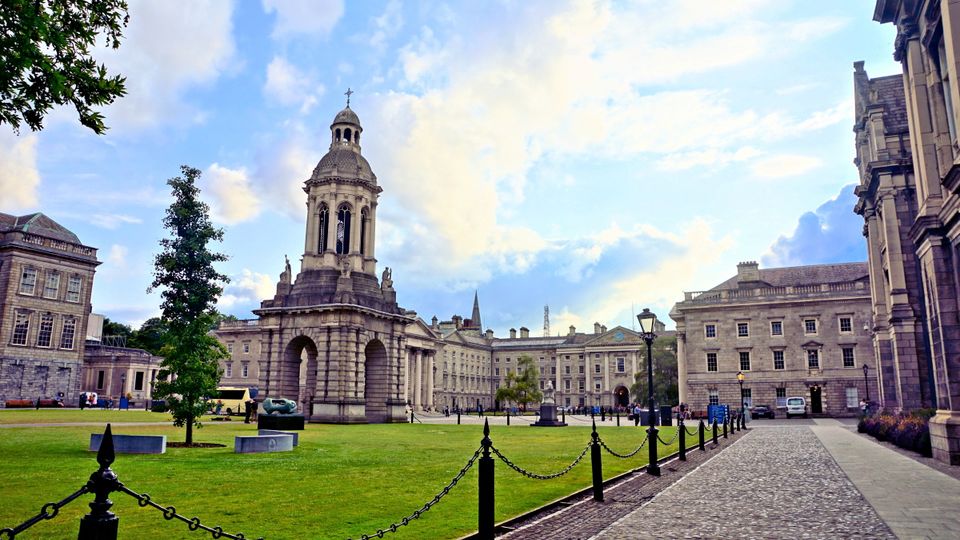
0,0,129,134
495,355,543,410
149,166,229,445
630,335,679,407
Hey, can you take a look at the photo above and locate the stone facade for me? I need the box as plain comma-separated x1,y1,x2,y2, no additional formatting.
82,345,162,404
871,0,960,464
0,213,99,403
671,262,876,417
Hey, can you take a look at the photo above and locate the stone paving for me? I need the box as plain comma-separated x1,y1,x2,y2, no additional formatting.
593,427,895,540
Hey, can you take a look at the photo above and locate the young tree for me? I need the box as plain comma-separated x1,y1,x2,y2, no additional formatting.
128,317,168,356
0,0,129,134
630,335,679,407
494,355,543,411
149,166,229,445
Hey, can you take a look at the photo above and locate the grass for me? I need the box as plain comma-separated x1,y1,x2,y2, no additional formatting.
0,412,687,540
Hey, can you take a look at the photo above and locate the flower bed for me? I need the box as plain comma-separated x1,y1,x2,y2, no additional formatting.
858,409,933,457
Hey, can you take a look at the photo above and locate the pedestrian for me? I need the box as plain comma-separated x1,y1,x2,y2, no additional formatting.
859,398,868,416
600,406,606,422
633,403,641,427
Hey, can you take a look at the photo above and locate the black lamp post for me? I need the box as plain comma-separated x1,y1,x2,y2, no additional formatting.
862,364,870,402
637,308,660,476
737,371,745,422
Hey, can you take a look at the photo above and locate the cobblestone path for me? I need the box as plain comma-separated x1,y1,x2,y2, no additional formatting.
594,427,895,539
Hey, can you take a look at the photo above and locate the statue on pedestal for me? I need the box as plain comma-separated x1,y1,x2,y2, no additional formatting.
543,379,556,404
381,267,393,289
279,255,292,284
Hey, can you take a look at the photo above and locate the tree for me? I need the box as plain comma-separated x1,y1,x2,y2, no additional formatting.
101,317,132,346
0,0,129,134
495,355,543,411
149,166,229,445
630,335,679,407
128,317,168,356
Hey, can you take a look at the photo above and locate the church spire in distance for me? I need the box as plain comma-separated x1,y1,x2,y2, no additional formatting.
471,290,482,331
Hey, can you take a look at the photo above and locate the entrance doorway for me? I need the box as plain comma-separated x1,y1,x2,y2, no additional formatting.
364,339,389,423
810,386,823,414
283,336,318,415
613,386,629,408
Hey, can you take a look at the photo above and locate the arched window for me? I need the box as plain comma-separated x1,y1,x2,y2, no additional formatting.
344,128,352,142
336,204,351,254
318,204,329,253
335,128,341,142
360,208,368,255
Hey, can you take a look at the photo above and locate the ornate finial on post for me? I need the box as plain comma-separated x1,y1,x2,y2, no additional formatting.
80,424,120,540
483,418,489,439
345,87,353,107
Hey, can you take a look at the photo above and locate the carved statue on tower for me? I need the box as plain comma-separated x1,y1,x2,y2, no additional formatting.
381,267,393,290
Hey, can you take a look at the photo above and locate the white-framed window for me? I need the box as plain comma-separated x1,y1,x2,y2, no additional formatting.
66,276,83,303
578,365,584,374
842,347,855,368
737,322,749,337
741,388,752,408
807,349,820,369
43,271,60,299
540,380,544,389
11,312,30,345
578,380,585,391
776,387,787,407
706,353,718,372
708,390,719,406
243,343,250,354
594,364,600,374
773,350,785,370
242,363,249,378
770,321,783,336
616,357,625,372
564,365,570,375
845,387,859,408
594,380,601,391
564,379,571,391
19,267,37,295
495,367,500,376
739,351,750,371
36,313,54,347
60,317,76,350
227,343,234,353
839,317,852,333
225,363,233,378
705,324,717,338
550,366,556,374
804,319,817,335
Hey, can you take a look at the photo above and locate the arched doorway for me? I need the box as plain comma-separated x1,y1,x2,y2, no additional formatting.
282,336,318,415
614,386,630,408
809,385,823,414
364,339,389,423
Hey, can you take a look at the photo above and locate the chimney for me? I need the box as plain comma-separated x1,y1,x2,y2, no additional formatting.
737,261,760,283
520,327,529,338
594,322,602,334
453,315,462,329
601,325,607,333
431,316,438,330
509,328,517,339
485,329,494,339
568,325,576,336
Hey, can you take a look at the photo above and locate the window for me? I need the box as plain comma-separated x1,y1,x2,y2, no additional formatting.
739,351,750,371
225,363,233,378
242,363,249,378
564,380,571,391
770,321,782,336
540,380,544,389
359,208,368,255
60,318,76,350
705,352,718,372
737,322,749,337
318,205,329,252
66,276,82,302
741,388,752,408
578,365,584,374
839,317,852,333
708,390,719,406
11,312,29,345
594,364,601,373
243,343,250,354
495,368,500,376
705,324,717,338
846,387,859,408
97,370,105,390
227,343,234,354
43,272,60,299
807,349,820,369
578,380,585,391
616,357,625,372
36,313,54,347
564,365,570,375
336,204,352,254
135,372,144,391
594,353,600,359
594,380,601,391
842,348,855,368
804,319,817,334
506,357,511,363
773,350,784,370
550,366,556,374
776,387,787,408
19,267,37,295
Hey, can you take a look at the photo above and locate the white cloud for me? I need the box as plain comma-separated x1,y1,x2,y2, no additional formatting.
107,244,129,269
369,0,404,52
220,269,275,308
262,0,344,39
253,124,322,219
0,130,40,211
90,214,143,229
750,154,822,179
203,164,261,225
263,56,324,113
94,0,237,131
657,147,762,171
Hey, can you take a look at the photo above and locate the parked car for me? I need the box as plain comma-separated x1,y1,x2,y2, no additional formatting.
751,404,775,419
785,397,808,418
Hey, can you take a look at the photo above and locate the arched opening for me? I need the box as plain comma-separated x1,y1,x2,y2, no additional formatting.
355,132,360,145
364,339,389,423
344,128,352,142
335,128,341,142
282,336,318,415
359,208,368,255
336,204,351,254
614,385,630,408
318,204,329,253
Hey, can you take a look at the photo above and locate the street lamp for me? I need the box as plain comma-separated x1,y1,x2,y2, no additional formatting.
637,308,660,476
737,371,745,422
862,364,870,402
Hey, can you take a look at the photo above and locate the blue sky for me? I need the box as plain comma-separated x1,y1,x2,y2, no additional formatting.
0,0,898,335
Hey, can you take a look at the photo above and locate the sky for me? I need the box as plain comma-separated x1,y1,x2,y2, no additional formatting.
0,0,900,336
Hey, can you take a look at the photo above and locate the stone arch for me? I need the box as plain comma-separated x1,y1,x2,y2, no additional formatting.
282,335,318,415
614,385,630,408
364,338,389,423
344,128,352,142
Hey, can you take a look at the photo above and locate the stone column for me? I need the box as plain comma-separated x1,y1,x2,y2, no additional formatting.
603,353,610,392
554,355,561,395
426,352,435,409
402,349,410,404
414,349,422,410
677,333,687,404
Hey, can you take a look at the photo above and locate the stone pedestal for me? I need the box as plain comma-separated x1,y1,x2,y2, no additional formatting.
531,403,566,427
258,413,305,430
929,410,960,465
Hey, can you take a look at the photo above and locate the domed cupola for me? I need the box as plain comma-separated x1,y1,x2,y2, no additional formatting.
330,88,362,148
312,88,376,183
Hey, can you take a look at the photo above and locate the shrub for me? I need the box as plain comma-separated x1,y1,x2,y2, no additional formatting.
860,410,931,457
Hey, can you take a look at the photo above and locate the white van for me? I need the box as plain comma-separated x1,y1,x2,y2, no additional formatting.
785,396,807,418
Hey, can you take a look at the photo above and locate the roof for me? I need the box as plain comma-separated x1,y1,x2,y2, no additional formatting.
311,147,376,182
332,106,361,127
0,212,83,244
870,75,909,134
709,262,869,291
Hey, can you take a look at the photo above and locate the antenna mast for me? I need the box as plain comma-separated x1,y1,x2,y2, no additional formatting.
543,304,550,337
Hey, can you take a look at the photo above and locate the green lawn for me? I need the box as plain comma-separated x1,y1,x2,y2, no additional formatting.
0,409,172,424
0,415,689,540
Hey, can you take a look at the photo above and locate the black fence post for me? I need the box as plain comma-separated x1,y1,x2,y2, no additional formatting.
723,417,728,438
699,419,706,451
410,410,415,424
78,424,120,540
506,410,510,426
590,420,603,502
478,420,494,539
712,420,718,445
457,410,461,425
616,410,620,427
561,408,565,424
678,420,686,461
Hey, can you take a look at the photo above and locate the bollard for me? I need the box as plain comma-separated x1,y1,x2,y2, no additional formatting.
699,419,706,451
411,410,415,424
457,410,461,425
562,408,566,424
590,420,603,502
478,420,494,540
712,420,718,445
678,420,686,461
507,410,510,426
723,417,728,438
78,424,120,540
616,410,620,426
647,418,661,476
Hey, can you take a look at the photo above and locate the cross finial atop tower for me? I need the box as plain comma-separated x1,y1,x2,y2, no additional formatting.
345,87,353,107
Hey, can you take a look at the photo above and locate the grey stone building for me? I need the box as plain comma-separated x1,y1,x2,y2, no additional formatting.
0,213,99,402
671,261,876,417
82,344,162,404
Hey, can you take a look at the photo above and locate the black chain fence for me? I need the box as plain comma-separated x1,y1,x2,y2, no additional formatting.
0,485,88,539
597,434,648,459
490,441,591,480
117,485,262,540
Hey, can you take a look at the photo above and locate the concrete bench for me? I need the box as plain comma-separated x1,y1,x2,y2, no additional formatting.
235,434,294,454
90,433,167,454
258,429,299,447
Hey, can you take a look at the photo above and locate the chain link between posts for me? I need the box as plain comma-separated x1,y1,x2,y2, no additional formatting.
490,441,591,480
596,433,648,459
0,485,89,539
118,485,263,540
657,429,679,446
